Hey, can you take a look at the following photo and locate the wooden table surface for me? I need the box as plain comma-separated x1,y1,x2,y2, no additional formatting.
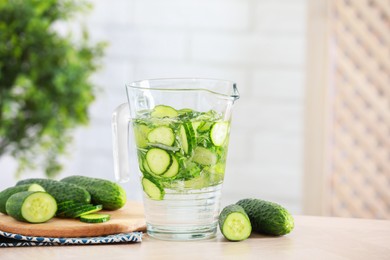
2,215,390,259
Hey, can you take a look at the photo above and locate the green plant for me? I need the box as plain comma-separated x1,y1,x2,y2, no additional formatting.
0,0,105,177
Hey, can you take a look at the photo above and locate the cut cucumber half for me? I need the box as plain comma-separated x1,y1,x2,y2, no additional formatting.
147,126,175,146
146,148,172,175
219,204,252,241
192,147,217,166
6,191,57,223
142,177,165,200
162,155,179,178
210,122,229,146
151,105,178,118
80,213,110,223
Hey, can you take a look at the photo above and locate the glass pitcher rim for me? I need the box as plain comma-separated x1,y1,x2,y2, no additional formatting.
126,78,240,100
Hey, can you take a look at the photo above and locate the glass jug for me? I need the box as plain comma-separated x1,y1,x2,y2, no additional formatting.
112,78,239,240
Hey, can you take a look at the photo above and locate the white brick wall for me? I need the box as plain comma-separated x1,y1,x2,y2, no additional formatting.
1,0,307,214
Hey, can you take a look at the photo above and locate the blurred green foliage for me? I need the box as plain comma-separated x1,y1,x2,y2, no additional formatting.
0,0,105,177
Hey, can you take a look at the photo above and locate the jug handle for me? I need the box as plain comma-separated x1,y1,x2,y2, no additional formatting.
112,103,131,183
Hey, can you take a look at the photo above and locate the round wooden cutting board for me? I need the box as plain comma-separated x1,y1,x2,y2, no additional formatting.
0,201,146,238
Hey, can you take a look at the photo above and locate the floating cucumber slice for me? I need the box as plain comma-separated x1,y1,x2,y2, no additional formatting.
147,126,175,146
142,177,165,200
151,105,178,118
210,122,229,146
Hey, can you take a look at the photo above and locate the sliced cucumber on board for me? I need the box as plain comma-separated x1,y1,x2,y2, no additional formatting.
80,213,111,223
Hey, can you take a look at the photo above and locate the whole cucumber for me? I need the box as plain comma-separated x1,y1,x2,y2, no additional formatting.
61,175,127,210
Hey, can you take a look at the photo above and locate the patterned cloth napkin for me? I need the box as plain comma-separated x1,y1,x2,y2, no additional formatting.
0,230,142,247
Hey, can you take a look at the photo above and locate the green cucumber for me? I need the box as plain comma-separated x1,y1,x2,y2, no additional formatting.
80,213,111,223
145,148,172,175
219,204,252,241
61,176,127,210
0,184,45,214
16,178,91,204
6,191,57,223
142,177,165,200
210,122,229,146
192,147,217,166
147,126,175,146
151,105,178,118
237,198,294,236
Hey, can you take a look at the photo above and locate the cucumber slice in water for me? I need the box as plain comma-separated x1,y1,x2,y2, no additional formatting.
151,105,178,118
146,148,172,175
219,204,252,241
6,191,57,223
179,123,195,155
162,155,179,178
147,126,175,146
210,122,229,146
142,177,165,200
192,147,217,166
80,213,110,223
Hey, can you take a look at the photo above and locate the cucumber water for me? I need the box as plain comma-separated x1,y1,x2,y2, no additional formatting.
133,105,230,200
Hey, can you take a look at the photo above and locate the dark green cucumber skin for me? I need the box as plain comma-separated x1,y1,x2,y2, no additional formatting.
61,176,127,210
5,191,56,223
16,178,91,204
0,185,37,214
219,204,251,241
57,204,102,218
236,198,294,236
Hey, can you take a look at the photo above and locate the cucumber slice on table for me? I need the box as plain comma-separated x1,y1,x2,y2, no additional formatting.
80,213,110,223
0,184,45,214
210,122,229,146
147,126,175,146
142,177,165,200
219,204,252,241
151,105,178,118
146,148,172,175
6,191,57,223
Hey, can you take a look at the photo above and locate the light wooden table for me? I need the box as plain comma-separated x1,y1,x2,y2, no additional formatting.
2,215,390,260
